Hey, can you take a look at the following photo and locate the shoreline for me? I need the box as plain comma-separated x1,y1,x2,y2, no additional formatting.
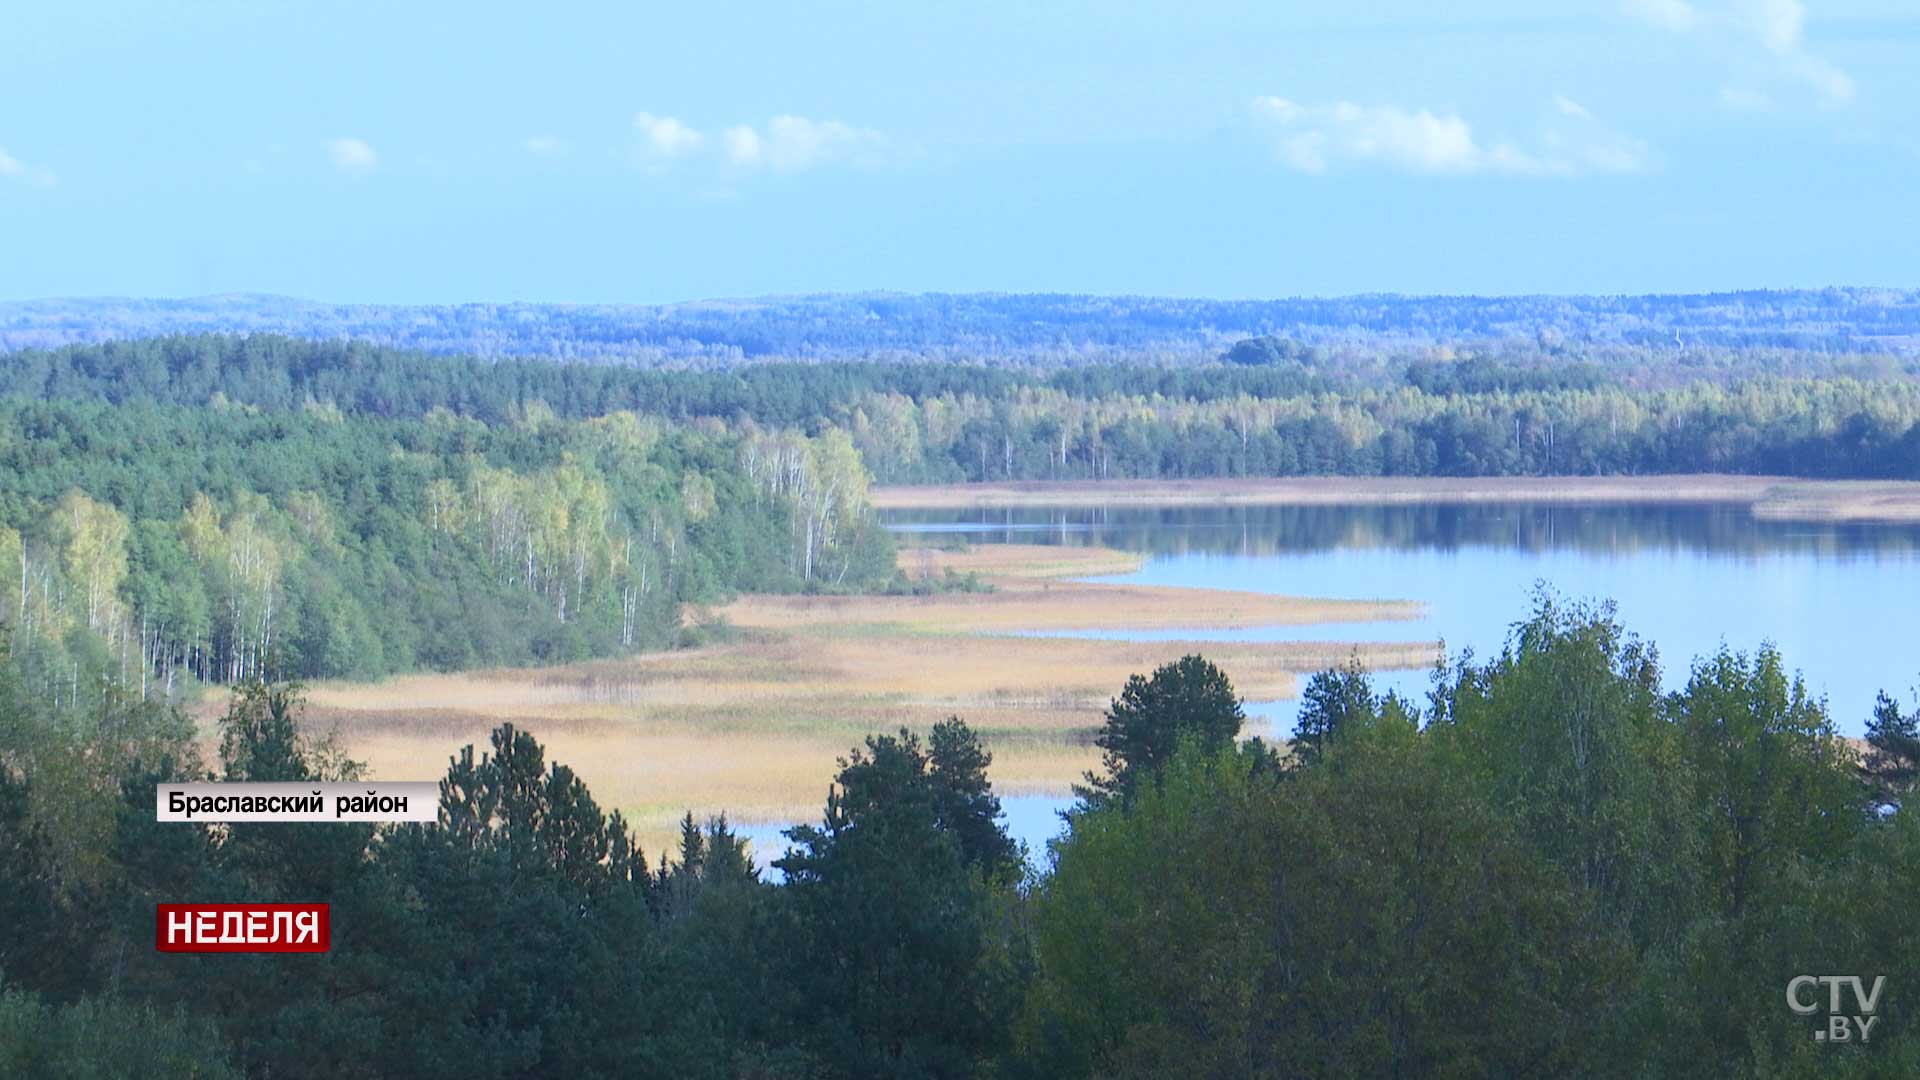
303,543,1435,853
871,475,1920,523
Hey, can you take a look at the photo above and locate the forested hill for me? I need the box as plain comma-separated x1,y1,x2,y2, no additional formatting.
2,329,1918,707
10,334,1920,483
5,288,1919,362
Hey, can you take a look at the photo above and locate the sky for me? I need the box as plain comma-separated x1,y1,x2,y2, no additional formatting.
2,0,1916,303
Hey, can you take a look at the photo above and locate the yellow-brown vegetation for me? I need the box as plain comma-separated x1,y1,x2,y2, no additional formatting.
872,475,1920,522
276,542,1434,855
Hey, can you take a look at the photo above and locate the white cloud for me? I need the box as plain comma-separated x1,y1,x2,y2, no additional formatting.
759,115,882,171
1253,99,1478,174
1625,0,1700,32
1745,0,1801,53
633,112,703,159
523,135,569,156
0,146,57,187
327,137,378,176
1787,53,1855,104
1744,0,1853,101
627,112,885,173
721,125,762,167
1250,97,1649,178
717,116,885,171
1553,95,1594,120
1625,0,1854,106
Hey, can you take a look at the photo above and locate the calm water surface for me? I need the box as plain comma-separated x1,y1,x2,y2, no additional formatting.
755,502,1920,869
888,502,1920,734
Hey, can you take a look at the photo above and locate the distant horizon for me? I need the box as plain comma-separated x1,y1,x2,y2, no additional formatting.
7,283,1918,308
8,289,1915,361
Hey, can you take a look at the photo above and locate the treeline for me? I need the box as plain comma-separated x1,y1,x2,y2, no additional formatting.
5,288,1919,359
8,335,1920,488
843,377,1920,482
5,595,1920,1076
4,333,1912,421
3,333,1918,699
0,334,1339,422
0,396,890,702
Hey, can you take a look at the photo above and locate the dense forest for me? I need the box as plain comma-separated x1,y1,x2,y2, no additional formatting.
5,334,1920,489
5,288,1919,360
0,393,891,706
5,596,1920,1076
2,332,1918,707
1,321,1918,1074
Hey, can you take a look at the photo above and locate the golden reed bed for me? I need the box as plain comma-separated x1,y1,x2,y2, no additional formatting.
872,475,1920,522
282,543,1433,857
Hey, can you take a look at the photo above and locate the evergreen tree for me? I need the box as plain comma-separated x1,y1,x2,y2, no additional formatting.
927,716,1022,882
1078,654,1244,807
0,766,83,998
776,724,1022,1076
1290,654,1378,768
1865,688,1920,807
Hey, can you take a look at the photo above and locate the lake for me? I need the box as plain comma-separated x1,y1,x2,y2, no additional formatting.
852,500,1920,865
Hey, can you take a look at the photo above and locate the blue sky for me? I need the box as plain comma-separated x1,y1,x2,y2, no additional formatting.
2,0,1915,302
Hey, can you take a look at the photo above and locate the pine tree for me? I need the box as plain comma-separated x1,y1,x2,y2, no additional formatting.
1865,689,1920,807
1078,654,1244,808
1291,655,1378,769
775,725,1019,1075
927,716,1021,882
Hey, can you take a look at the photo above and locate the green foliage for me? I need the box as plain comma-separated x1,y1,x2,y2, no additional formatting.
1670,644,1865,919
0,982,241,1079
1864,688,1920,807
1290,654,1381,768
5,607,1919,1076
927,717,1024,884
1028,733,1627,1078
1023,618,1910,1077
0,390,892,694
6,334,1920,497
0,767,82,998
1222,335,1322,367
775,721,1023,1076
437,721,653,900
1428,591,1699,947
1079,653,1244,807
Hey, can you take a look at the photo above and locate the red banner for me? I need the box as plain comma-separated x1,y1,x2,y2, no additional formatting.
156,904,331,953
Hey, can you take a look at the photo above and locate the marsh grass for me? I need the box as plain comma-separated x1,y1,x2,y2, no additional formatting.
729,545,1419,634
871,474,1870,512
290,542,1437,855
1750,481,1920,523
877,475,1920,525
